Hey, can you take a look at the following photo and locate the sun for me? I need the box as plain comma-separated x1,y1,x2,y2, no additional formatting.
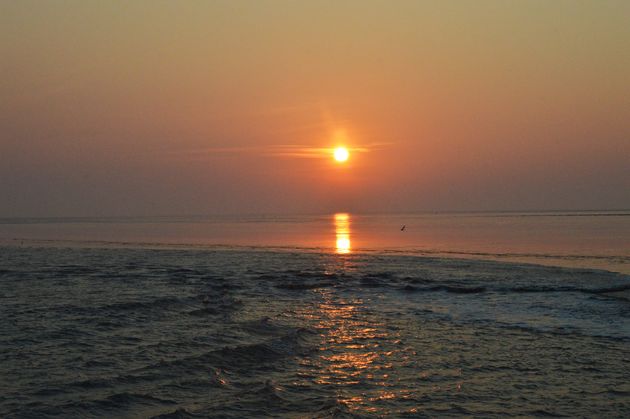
333,146,349,162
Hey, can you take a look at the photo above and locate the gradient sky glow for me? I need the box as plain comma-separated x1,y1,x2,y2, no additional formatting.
1,0,629,216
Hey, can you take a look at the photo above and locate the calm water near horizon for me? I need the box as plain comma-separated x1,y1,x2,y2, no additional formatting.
2,211,629,417
1,211,628,273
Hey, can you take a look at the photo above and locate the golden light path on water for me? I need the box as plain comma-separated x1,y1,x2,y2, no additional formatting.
295,288,422,416
334,213,351,254
293,213,417,414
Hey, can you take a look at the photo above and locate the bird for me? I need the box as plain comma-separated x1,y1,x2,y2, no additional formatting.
400,225,406,231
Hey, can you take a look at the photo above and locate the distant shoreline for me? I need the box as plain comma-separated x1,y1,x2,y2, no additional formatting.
1,209,630,223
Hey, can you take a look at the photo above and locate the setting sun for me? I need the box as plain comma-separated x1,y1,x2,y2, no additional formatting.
333,147,349,162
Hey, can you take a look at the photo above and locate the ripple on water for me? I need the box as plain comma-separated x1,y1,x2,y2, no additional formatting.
0,246,629,417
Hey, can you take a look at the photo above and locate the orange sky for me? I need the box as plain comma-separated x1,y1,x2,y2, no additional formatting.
1,1,629,216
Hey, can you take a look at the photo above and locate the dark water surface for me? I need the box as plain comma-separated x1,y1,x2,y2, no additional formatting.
1,246,629,418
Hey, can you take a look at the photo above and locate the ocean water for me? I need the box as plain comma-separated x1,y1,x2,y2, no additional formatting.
1,211,628,273
1,213,629,417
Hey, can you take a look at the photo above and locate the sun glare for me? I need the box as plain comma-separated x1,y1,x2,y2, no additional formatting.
333,147,349,162
334,213,351,254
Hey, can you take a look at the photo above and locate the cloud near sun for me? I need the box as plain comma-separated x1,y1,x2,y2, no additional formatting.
265,145,372,159
180,144,386,160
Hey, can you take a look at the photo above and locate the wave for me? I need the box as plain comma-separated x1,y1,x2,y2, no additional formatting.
151,408,203,419
213,327,315,367
34,393,178,418
403,284,487,294
400,282,630,297
48,296,192,317
275,281,335,290
404,282,630,294
127,322,315,379
187,295,243,316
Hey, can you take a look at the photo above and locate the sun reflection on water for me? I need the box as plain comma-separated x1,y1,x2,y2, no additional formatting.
295,289,419,415
334,213,351,254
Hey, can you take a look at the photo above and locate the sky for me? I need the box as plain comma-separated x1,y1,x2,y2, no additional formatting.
1,0,629,216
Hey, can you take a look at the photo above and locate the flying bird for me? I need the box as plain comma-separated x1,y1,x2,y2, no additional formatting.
401,225,406,231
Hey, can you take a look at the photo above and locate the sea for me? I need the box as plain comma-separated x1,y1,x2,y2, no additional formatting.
1,212,629,418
